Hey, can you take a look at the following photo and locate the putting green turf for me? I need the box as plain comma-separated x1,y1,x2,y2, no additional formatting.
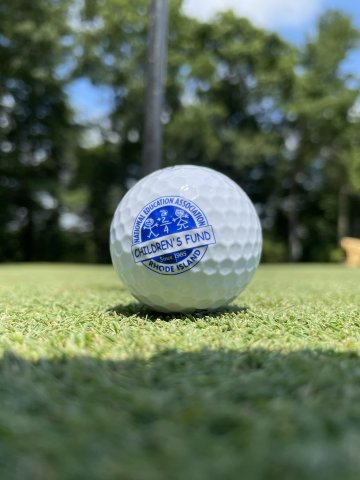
0,264,359,479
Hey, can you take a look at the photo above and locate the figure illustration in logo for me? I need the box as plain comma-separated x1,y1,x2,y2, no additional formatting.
132,196,216,275
143,218,159,238
173,208,189,230
158,209,171,234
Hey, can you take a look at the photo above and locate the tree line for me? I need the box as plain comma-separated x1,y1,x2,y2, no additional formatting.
0,0,359,263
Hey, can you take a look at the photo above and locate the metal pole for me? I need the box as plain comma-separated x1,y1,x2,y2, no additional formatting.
141,0,169,176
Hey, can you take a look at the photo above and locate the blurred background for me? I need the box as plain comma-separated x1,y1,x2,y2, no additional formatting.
0,0,359,264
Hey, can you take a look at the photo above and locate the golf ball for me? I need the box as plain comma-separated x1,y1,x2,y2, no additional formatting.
110,165,262,312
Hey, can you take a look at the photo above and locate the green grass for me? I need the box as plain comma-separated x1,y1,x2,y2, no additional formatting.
0,264,359,480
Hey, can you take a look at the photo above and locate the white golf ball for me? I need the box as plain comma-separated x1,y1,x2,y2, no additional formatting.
110,165,262,312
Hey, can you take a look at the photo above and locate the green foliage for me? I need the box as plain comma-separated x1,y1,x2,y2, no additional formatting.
74,144,126,262
274,11,360,259
0,0,75,261
0,1,359,262
261,237,288,263
0,264,360,478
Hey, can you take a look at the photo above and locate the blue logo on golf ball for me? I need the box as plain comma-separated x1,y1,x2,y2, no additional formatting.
132,196,216,275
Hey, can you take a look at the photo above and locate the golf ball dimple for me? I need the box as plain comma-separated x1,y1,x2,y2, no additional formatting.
110,165,262,312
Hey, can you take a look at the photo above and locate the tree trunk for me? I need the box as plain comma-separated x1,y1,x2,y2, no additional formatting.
287,194,302,262
337,185,349,240
22,208,34,261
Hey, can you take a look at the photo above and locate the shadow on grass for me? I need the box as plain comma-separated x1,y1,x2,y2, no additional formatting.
106,302,249,321
1,348,360,479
